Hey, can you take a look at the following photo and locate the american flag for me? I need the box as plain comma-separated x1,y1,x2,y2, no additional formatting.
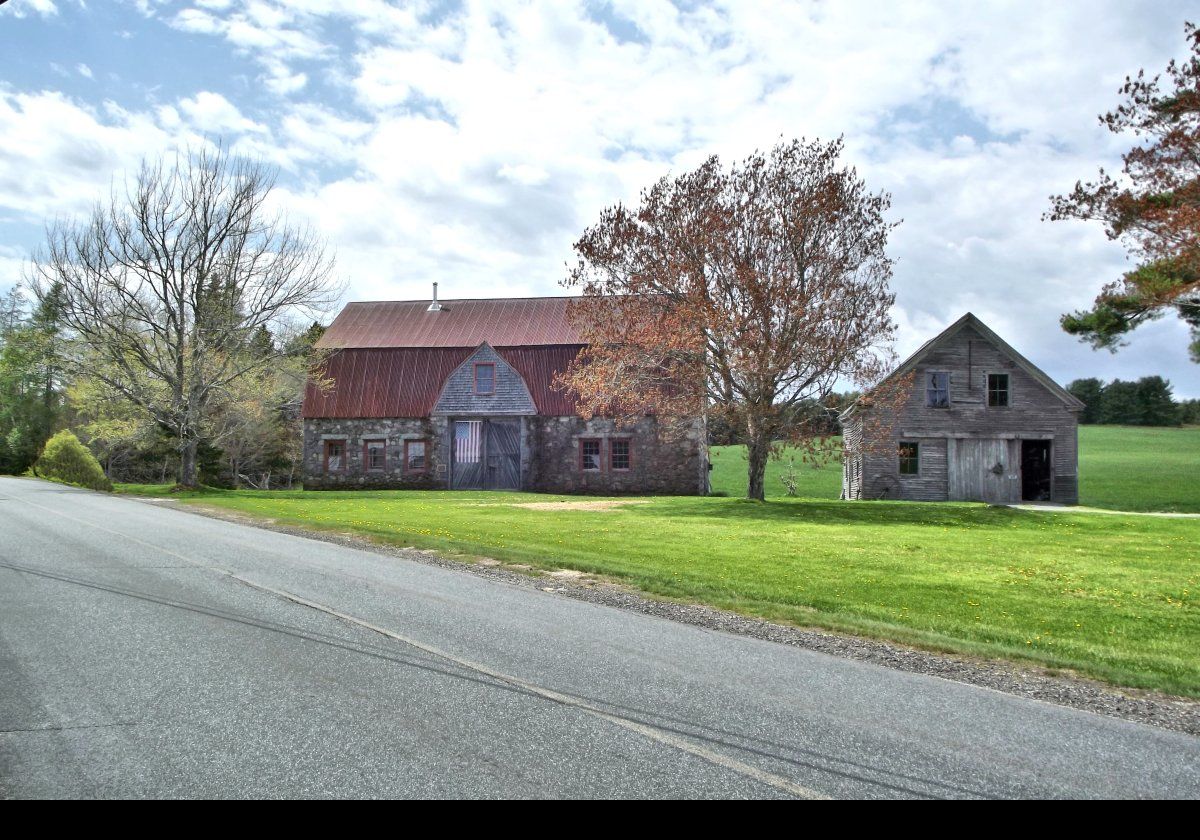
455,421,482,463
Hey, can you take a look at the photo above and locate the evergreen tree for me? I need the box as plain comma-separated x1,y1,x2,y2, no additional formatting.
1048,24,1200,361
1098,379,1143,425
0,285,67,473
1066,378,1105,424
1180,398,1200,425
1135,376,1180,426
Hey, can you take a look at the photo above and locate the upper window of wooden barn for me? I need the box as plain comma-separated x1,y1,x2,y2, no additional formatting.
925,371,950,407
987,373,1010,407
474,363,495,395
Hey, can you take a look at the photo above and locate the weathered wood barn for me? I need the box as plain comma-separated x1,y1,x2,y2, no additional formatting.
302,289,709,494
841,313,1083,504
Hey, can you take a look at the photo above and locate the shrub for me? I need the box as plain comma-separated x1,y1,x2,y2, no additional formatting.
34,430,113,492
779,458,799,496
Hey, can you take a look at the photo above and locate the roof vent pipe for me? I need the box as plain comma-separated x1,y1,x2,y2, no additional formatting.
427,282,442,312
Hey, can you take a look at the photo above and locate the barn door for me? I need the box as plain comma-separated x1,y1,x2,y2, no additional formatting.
485,419,521,490
949,439,1019,503
452,420,484,489
452,419,521,490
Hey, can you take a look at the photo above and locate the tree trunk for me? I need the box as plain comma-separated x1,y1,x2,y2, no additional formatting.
179,438,199,488
746,428,770,502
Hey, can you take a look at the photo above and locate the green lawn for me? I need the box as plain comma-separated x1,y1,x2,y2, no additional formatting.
709,442,842,499
116,425,1200,696
1077,425,1200,513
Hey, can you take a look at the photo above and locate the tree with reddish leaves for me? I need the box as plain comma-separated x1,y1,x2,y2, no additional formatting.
1049,22,1200,361
557,138,900,501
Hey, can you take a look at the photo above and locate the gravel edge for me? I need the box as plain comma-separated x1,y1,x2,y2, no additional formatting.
157,498,1200,738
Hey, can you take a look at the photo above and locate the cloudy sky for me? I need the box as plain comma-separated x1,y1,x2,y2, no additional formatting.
1,0,1197,396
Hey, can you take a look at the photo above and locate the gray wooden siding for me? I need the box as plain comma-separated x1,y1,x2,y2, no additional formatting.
847,324,1079,503
900,437,948,501
841,420,863,499
432,343,537,416
856,432,947,501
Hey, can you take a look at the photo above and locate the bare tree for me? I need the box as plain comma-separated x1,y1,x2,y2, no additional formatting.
557,138,899,501
30,146,340,487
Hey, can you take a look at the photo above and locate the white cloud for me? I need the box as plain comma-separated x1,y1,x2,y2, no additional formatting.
177,91,266,135
169,2,327,60
0,245,28,295
1,0,59,18
0,91,184,219
1,0,1197,394
264,68,308,96
76,63,93,79
497,164,550,187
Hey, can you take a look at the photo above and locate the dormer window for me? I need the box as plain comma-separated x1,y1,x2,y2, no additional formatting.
474,362,495,395
925,371,950,407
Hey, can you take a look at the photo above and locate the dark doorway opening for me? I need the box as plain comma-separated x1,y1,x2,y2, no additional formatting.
1020,440,1052,501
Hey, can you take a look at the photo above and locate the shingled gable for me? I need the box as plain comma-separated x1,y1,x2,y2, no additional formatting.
432,342,537,416
844,312,1084,417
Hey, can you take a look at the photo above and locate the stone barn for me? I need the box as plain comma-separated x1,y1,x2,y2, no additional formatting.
841,313,1083,504
302,288,709,494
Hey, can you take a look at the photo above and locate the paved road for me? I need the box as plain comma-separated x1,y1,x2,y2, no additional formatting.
1,477,1196,799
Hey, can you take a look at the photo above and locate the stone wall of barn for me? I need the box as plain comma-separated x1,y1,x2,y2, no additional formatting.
302,418,443,490
302,415,709,494
525,416,709,496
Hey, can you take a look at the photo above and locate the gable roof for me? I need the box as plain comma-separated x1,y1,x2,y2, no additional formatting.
315,296,583,349
845,312,1084,417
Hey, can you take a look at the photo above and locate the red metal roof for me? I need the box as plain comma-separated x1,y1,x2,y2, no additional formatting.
315,297,583,349
302,345,584,418
500,345,583,415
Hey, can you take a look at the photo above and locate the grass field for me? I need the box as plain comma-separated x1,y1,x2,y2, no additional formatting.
1076,425,1200,513
116,425,1200,696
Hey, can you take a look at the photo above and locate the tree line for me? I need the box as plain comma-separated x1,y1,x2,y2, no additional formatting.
1066,376,1199,426
1,146,339,488
0,281,328,486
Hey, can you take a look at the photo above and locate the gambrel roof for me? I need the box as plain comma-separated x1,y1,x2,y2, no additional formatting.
844,312,1085,418
303,295,587,419
315,297,582,349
